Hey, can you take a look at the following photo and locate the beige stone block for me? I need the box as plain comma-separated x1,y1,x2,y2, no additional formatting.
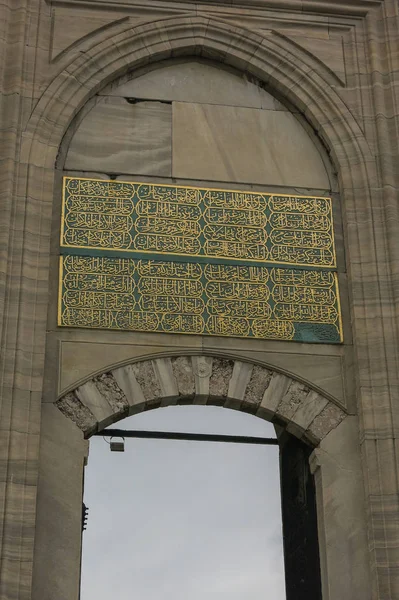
286,390,328,437
92,373,129,414
51,7,122,60
152,358,178,398
55,392,97,433
32,404,85,600
306,403,346,443
65,97,172,176
259,372,291,416
111,364,146,408
103,59,286,110
130,360,161,401
313,417,371,600
243,365,272,405
75,380,113,424
276,380,310,422
227,360,253,400
172,102,330,188
287,35,346,84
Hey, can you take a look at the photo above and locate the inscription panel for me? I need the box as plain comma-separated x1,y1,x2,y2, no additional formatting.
59,178,342,343
61,178,336,268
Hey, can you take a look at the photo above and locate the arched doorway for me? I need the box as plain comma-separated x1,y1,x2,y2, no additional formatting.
52,354,345,600
81,407,285,600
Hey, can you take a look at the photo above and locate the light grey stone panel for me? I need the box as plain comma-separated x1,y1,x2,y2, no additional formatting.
259,372,292,417
65,97,172,176
75,380,114,424
286,390,328,437
102,59,286,110
112,364,146,408
32,404,86,600
172,102,330,188
276,380,310,422
312,417,371,600
227,361,253,400
152,358,179,398
192,356,212,398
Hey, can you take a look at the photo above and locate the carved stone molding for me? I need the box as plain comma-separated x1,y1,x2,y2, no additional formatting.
49,0,383,18
56,355,347,445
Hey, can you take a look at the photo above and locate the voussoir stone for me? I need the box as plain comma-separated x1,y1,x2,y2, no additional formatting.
171,356,195,397
130,360,162,401
93,373,129,413
209,358,234,397
55,392,96,432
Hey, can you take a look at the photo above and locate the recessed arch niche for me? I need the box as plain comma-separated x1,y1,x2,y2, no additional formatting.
61,56,333,191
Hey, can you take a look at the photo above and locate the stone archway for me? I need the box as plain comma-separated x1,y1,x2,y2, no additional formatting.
11,13,386,600
54,353,352,600
56,355,346,445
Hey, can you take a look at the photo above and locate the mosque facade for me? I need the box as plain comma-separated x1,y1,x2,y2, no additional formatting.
0,1,398,598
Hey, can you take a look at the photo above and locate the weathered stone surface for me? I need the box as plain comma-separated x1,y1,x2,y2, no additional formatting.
313,417,372,600
75,381,115,425
260,372,292,416
307,403,346,443
112,364,146,408
227,361,253,400
244,365,273,404
102,59,286,110
192,355,213,397
172,101,330,188
209,358,234,397
93,373,129,413
65,97,172,176
286,390,328,437
57,356,348,448
55,393,96,432
130,361,161,401
276,380,310,422
171,356,195,397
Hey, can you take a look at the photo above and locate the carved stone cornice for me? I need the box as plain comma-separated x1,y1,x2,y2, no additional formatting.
48,0,383,18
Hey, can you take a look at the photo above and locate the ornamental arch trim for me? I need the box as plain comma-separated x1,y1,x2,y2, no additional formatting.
56,354,347,446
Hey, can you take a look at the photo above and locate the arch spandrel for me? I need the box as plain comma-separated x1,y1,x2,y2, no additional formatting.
56,355,346,446
26,15,375,170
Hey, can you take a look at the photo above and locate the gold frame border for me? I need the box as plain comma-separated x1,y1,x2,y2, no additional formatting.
60,176,337,270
